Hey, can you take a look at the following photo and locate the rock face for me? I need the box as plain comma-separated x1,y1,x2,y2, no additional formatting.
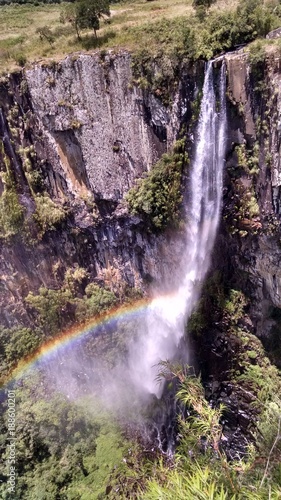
25,51,174,202
0,50,196,326
224,50,281,328
1,47,281,348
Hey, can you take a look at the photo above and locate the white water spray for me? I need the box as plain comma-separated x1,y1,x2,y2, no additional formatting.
130,61,227,396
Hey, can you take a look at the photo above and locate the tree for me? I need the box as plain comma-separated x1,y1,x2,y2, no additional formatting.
61,0,110,40
36,26,55,46
192,0,216,21
192,0,215,7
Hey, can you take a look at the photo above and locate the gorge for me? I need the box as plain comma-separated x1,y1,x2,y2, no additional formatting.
1,24,281,498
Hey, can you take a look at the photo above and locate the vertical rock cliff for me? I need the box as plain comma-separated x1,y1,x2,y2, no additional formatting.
224,50,281,333
0,50,197,326
1,47,281,337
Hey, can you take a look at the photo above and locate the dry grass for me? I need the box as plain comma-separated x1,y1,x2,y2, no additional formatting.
0,0,196,72
0,4,65,72
0,0,267,73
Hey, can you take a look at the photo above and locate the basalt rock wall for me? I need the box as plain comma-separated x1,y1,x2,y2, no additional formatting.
0,50,198,326
224,50,281,336
1,48,281,334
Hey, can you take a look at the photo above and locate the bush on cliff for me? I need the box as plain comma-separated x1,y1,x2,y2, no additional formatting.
0,188,24,239
126,139,187,231
33,194,67,234
0,145,24,239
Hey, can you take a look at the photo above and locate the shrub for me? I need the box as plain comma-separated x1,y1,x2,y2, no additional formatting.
75,284,117,321
126,139,187,231
14,52,27,67
34,194,67,233
64,267,88,294
36,26,55,46
0,326,40,366
26,286,73,335
0,188,24,238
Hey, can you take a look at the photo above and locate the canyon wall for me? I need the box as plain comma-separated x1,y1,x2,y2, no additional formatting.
1,48,281,333
1,46,281,456
224,50,281,336
0,50,197,326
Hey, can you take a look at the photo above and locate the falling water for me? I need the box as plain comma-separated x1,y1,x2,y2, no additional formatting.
129,60,227,396
39,61,227,450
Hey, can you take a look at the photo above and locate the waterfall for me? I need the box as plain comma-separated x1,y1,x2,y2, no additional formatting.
129,61,227,396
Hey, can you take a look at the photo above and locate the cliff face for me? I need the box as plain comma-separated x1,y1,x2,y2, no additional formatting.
1,48,281,332
25,52,174,202
0,50,196,326
224,50,281,336
1,46,281,456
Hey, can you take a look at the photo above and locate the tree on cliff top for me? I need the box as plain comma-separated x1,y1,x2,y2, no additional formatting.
61,0,110,40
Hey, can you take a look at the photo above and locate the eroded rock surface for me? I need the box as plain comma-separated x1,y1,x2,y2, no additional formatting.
25,52,174,201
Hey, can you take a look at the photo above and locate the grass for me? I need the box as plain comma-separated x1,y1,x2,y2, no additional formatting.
0,0,224,73
0,0,280,73
0,3,64,72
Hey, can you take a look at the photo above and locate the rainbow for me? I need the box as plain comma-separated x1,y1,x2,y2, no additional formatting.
1,296,153,389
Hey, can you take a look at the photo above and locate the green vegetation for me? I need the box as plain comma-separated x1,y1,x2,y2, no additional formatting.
225,142,261,237
26,285,73,335
0,373,130,500
2,276,281,498
61,0,110,40
223,290,281,405
0,144,24,239
0,0,281,73
25,275,118,337
247,39,269,95
0,0,61,4
1,1,281,499
235,143,260,177
0,277,139,498
0,326,40,380
0,136,67,240
135,284,281,499
33,193,67,234
75,283,117,321
98,354,281,499
0,267,141,385
189,274,281,410
126,139,187,231
0,187,24,238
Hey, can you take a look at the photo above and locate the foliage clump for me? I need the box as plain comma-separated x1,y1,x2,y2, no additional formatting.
0,146,24,239
0,188,24,239
0,374,128,500
75,283,117,321
25,278,118,336
0,326,40,379
26,286,73,335
126,139,187,231
60,0,110,40
225,142,261,237
0,268,139,383
140,359,281,499
129,0,280,80
33,193,67,233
